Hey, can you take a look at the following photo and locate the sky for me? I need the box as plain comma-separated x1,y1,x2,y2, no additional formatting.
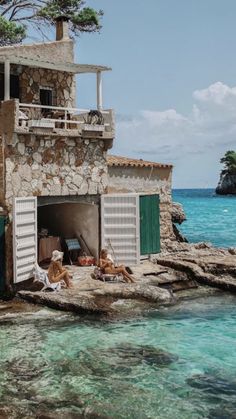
33,0,236,188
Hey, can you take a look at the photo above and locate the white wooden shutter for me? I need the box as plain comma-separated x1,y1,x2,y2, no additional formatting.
101,194,140,265
13,197,37,283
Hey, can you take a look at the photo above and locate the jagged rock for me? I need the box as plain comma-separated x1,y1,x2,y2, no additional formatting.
228,247,236,255
154,242,236,293
171,202,188,242
172,224,188,243
172,202,186,224
216,172,236,195
17,279,173,314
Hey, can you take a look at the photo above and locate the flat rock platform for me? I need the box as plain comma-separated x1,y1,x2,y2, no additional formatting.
15,242,236,316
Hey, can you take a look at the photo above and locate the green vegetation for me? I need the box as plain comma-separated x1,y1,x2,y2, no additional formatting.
220,150,236,174
0,15,26,45
0,0,102,45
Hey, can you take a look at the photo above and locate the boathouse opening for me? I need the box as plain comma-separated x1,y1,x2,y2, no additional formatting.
37,196,99,266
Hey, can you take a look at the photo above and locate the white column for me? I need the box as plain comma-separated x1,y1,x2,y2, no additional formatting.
4,59,10,101
96,71,103,111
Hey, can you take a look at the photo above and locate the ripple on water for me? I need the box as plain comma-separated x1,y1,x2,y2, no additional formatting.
0,294,236,418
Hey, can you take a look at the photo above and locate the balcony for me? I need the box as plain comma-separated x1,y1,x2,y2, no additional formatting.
0,99,115,146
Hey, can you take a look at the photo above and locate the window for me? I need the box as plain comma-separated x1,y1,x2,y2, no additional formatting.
40,88,53,106
0,73,20,100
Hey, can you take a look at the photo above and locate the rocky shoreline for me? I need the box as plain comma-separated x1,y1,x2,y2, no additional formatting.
2,241,231,318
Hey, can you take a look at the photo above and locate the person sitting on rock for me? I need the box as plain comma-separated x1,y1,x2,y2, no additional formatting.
48,250,73,288
99,248,136,283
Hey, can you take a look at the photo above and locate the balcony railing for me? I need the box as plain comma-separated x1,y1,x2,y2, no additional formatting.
18,103,113,135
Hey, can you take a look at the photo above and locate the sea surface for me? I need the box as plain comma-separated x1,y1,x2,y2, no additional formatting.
172,188,236,248
1,295,236,418
1,189,236,418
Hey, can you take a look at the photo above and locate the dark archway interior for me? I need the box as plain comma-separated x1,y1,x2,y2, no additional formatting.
38,202,99,262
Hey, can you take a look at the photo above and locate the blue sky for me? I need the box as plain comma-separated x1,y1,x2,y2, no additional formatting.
35,1,236,188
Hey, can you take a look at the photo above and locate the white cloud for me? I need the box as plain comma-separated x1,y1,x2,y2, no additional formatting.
113,82,236,188
193,81,236,105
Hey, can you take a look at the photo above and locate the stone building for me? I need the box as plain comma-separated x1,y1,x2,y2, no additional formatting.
107,155,174,250
0,18,174,290
0,17,114,288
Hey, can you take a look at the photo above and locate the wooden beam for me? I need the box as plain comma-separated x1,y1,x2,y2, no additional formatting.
4,59,10,101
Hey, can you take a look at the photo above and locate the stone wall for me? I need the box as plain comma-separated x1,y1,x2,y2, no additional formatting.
20,67,75,107
5,135,108,213
107,165,174,243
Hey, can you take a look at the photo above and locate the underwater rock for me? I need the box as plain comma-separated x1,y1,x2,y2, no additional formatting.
36,412,83,419
115,343,178,366
208,407,236,419
6,358,47,380
187,373,236,396
82,407,113,419
94,343,178,368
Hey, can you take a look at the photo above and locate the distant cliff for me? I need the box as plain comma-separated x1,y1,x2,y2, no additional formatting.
216,171,236,195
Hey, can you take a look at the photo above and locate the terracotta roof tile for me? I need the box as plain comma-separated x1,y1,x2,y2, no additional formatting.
107,155,173,169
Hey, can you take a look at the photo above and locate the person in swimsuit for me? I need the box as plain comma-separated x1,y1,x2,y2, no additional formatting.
99,249,135,283
48,250,73,288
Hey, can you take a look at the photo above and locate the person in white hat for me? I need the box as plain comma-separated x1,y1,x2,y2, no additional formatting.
48,250,73,288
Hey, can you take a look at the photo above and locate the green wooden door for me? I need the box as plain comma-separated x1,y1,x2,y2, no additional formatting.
0,216,5,291
140,195,160,255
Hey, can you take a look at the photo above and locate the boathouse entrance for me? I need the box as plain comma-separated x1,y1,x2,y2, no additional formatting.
12,193,161,284
13,196,99,284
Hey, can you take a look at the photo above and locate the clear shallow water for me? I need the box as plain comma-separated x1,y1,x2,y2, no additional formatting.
1,295,236,418
172,189,236,248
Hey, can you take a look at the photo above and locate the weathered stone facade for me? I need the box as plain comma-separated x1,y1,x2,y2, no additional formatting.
4,136,108,213
20,67,75,107
0,23,116,288
107,158,174,244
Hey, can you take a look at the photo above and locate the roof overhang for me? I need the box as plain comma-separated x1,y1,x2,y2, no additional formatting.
0,54,111,74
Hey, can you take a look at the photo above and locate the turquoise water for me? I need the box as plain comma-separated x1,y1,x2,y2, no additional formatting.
173,189,236,248
1,295,236,418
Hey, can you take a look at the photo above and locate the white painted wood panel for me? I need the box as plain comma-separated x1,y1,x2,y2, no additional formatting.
101,194,140,265
13,197,37,283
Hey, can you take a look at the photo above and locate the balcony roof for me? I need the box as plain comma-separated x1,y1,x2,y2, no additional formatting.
0,54,111,73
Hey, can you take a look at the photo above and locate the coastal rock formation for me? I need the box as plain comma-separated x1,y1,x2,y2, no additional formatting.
18,277,173,315
13,244,236,317
154,241,236,293
172,202,186,224
172,202,188,242
216,172,236,195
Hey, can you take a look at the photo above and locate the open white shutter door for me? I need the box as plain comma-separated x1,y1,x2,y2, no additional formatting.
13,197,37,283
101,194,140,265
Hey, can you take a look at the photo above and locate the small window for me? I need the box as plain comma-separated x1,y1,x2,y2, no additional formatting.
10,75,20,99
0,73,20,101
40,88,53,106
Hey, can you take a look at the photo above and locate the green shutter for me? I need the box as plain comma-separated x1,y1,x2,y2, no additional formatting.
0,216,5,291
140,195,160,255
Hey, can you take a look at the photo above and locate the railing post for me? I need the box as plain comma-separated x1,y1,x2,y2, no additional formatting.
96,71,103,111
4,59,10,101
65,109,67,129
